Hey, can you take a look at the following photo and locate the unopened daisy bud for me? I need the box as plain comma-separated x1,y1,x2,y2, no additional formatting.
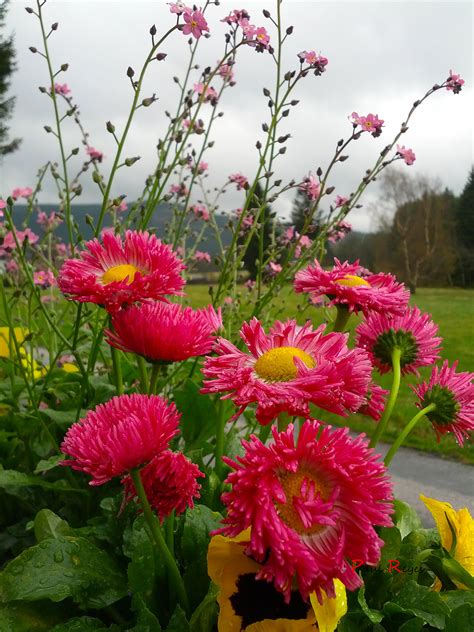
339,155,349,162
51,22,58,30
281,108,289,117
286,26,294,35
263,87,271,97
71,147,79,155
60,63,69,72
316,166,323,177
263,9,271,17
291,99,299,106
127,66,135,78
124,156,140,166
29,46,38,53
25,7,34,13
85,214,94,227
141,96,155,107
149,24,157,36
326,186,335,195
92,171,102,184
39,86,47,93
156,52,167,61
44,125,53,133
106,120,115,133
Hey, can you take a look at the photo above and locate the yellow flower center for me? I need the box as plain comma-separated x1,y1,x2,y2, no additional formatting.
334,274,370,288
277,468,330,536
254,346,315,382
101,264,139,285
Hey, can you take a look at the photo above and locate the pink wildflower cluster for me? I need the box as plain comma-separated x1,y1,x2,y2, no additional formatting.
351,112,384,137
193,250,212,263
335,195,349,208
168,3,209,39
190,203,209,221
221,9,271,52
0,228,39,256
218,62,234,82
235,208,254,235
396,145,416,166
297,50,329,75
86,146,103,162
446,69,465,94
266,261,282,277
11,187,33,200
327,221,352,243
299,174,320,201
229,173,249,191
188,160,208,174
170,183,188,197
37,210,62,231
183,118,204,134
52,83,71,96
281,226,312,257
0,199,5,218
193,83,218,103
34,270,56,289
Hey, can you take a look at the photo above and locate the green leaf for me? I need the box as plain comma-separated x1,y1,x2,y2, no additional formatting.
0,468,84,495
39,408,82,430
383,580,449,629
34,455,63,474
357,584,383,623
0,601,63,632
181,505,222,611
174,381,218,449
379,526,402,569
397,618,424,631
34,509,75,542
441,589,474,610
0,536,127,609
127,594,162,632
445,603,474,632
49,617,111,631
165,605,190,632
189,582,219,632
393,500,422,539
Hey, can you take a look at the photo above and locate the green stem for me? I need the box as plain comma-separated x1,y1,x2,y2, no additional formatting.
130,470,189,614
136,355,149,393
277,412,292,432
110,345,123,396
148,364,162,395
332,304,351,332
369,347,402,448
165,511,175,556
384,403,436,466
214,400,226,479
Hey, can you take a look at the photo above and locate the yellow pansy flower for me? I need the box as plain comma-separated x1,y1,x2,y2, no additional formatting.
61,362,79,373
0,327,28,358
207,531,347,632
420,495,474,590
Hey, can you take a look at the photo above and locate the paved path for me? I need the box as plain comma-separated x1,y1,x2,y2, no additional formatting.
376,442,474,526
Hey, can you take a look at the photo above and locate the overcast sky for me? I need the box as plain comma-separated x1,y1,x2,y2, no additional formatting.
1,0,472,231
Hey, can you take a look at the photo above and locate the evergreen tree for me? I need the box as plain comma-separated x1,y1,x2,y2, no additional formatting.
0,1,20,155
454,168,474,287
240,181,274,280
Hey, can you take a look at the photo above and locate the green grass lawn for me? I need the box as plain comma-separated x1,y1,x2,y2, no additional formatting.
186,285,474,464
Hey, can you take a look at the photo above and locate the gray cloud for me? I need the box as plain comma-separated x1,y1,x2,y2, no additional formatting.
2,0,472,231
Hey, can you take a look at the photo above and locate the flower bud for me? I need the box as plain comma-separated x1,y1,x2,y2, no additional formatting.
156,52,167,61
29,46,37,53
127,66,135,78
339,155,349,162
263,9,271,17
106,121,115,133
38,86,47,93
44,125,53,133
51,22,58,31
92,171,102,184
326,186,335,194
142,97,155,107
60,63,69,72
263,87,271,97
316,167,323,177
71,147,79,155
150,24,157,36
25,7,34,13
124,156,141,166
286,26,294,35
281,109,289,117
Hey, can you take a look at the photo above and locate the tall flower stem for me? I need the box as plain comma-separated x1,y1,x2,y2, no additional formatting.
136,355,149,393
130,469,189,615
149,364,162,395
214,400,226,479
110,344,123,396
277,412,291,432
369,347,402,448
332,304,351,332
384,403,436,466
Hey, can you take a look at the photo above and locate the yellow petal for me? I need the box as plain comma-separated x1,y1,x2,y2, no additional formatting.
247,618,316,632
452,507,474,589
310,580,347,632
0,327,27,358
420,495,458,552
61,362,79,373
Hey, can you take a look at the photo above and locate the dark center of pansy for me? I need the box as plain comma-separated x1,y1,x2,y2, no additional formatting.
372,329,418,368
230,572,310,629
422,385,459,426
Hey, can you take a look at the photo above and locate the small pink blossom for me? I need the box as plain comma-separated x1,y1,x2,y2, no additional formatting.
116,200,128,213
267,261,282,276
245,279,256,291
34,270,56,289
235,208,254,233
193,83,218,102
188,160,208,174
170,183,188,197
0,199,5,218
11,187,33,200
55,242,71,258
37,210,62,231
168,1,191,15
218,63,234,81
86,146,104,162
446,70,465,94
229,173,248,190
396,145,416,166
255,27,270,46
6,260,19,273
193,250,211,263
53,83,71,96
183,118,205,133
327,221,352,244
190,204,209,221
223,296,234,305
351,112,384,137
299,175,320,201
221,9,250,25
335,195,349,208
0,228,39,256
297,50,328,74
182,9,209,40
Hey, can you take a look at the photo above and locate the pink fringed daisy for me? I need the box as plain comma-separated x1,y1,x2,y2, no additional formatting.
61,394,180,485
217,420,393,602
122,450,204,521
105,301,222,363
356,306,442,375
202,318,372,426
58,230,186,312
412,361,474,446
294,258,409,316
357,383,388,421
